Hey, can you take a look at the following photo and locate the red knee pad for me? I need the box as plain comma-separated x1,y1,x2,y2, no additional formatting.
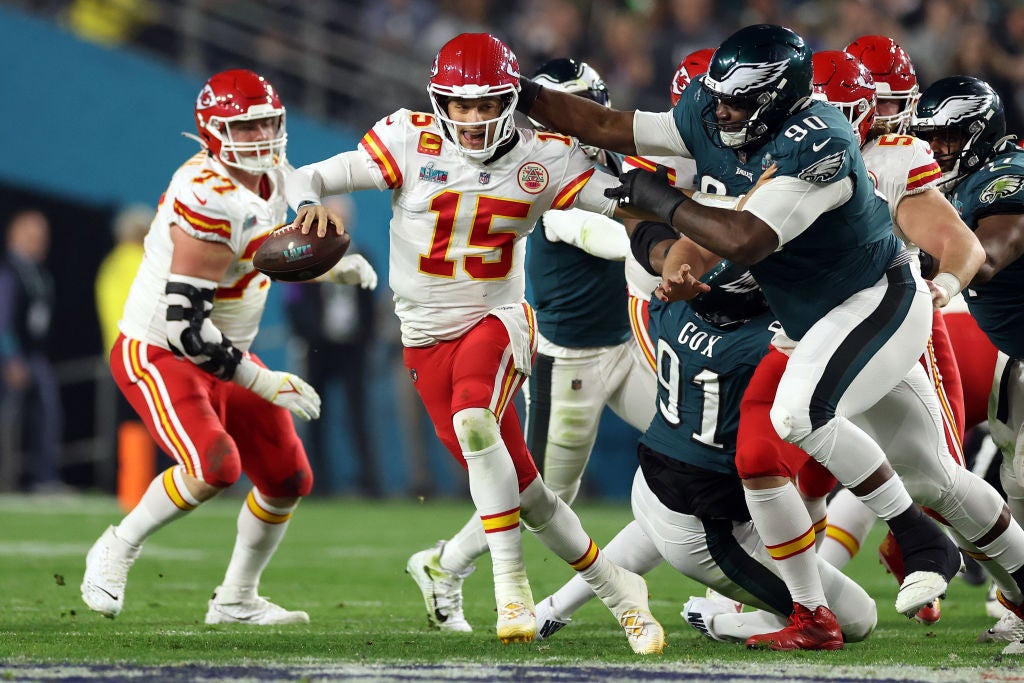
796,458,838,498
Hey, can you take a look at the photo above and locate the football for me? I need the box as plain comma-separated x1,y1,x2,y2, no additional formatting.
253,221,350,282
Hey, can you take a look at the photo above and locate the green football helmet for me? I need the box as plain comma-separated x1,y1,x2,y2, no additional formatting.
910,76,1006,191
702,24,813,149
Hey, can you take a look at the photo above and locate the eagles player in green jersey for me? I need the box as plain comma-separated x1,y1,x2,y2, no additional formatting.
913,77,1024,655
517,23,962,624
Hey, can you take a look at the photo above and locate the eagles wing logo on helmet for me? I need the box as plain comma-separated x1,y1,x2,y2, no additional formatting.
935,94,992,124
706,60,790,96
799,150,846,182
979,175,1024,203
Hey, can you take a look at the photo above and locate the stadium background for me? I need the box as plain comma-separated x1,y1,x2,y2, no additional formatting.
3,0,1022,499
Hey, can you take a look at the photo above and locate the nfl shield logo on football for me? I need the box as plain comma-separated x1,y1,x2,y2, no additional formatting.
571,379,582,391
478,172,490,185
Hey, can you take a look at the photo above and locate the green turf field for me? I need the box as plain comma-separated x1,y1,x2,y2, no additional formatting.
0,493,1020,679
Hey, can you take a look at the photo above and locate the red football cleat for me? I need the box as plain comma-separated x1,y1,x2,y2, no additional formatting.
914,599,941,624
878,530,906,584
746,603,844,651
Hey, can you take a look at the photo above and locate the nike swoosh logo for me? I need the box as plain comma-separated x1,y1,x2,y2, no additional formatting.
385,115,395,126
192,191,208,205
96,586,120,601
426,566,449,623
812,138,831,152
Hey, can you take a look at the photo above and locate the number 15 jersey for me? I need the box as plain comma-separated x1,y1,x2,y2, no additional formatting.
356,109,617,347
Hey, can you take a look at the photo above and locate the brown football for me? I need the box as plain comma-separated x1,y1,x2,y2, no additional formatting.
253,222,350,282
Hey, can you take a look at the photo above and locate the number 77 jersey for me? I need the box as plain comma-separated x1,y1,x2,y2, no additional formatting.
358,109,613,347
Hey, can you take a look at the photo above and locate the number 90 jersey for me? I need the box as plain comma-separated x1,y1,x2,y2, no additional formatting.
640,297,779,475
119,152,287,351
357,109,609,347
667,82,899,339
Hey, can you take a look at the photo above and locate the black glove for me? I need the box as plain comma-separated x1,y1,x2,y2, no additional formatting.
605,165,688,224
517,77,542,115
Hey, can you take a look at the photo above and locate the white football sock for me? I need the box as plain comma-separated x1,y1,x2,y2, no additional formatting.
819,488,877,569
745,482,826,610
219,489,297,597
438,514,488,574
116,466,199,546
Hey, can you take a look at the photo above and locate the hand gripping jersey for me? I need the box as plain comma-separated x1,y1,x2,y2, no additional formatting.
670,82,900,339
358,109,612,347
861,133,942,250
619,154,699,301
946,145,1024,359
119,152,286,351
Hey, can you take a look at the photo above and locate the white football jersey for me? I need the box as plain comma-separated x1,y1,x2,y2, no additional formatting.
620,154,698,301
119,152,288,351
357,109,617,347
862,133,942,251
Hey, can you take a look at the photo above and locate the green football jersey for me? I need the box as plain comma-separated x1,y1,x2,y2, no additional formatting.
670,82,900,339
947,145,1024,359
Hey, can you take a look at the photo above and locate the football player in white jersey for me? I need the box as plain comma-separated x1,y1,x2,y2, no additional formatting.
80,69,376,625
284,33,664,653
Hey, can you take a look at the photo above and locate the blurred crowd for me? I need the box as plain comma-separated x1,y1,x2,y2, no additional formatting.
19,0,1024,134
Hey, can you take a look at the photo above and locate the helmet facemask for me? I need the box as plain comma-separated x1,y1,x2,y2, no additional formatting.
701,86,781,149
202,107,287,173
872,83,919,135
913,119,988,192
429,84,518,162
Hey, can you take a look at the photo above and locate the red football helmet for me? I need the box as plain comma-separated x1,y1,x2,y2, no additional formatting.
428,33,521,160
194,69,286,173
670,48,715,106
844,35,918,134
812,51,876,146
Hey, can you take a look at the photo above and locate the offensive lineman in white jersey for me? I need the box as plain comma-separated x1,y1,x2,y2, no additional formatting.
285,33,663,653
80,69,377,624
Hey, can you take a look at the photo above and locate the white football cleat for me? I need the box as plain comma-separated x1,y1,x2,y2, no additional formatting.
597,566,665,655
405,541,474,632
682,595,731,642
978,610,1024,643
494,570,536,644
81,525,141,618
987,583,1011,619
205,586,309,625
534,596,570,641
895,571,948,618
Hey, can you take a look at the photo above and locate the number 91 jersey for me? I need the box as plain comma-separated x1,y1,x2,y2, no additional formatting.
640,297,779,475
357,109,604,347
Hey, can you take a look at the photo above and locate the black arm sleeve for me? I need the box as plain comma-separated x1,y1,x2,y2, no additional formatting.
917,249,937,280
630,221,678,276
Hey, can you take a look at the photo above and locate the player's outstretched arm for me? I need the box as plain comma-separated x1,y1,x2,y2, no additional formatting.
519,79,638,155
607,165,778,266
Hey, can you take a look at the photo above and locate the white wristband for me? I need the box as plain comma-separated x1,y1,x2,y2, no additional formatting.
932,272,962,300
